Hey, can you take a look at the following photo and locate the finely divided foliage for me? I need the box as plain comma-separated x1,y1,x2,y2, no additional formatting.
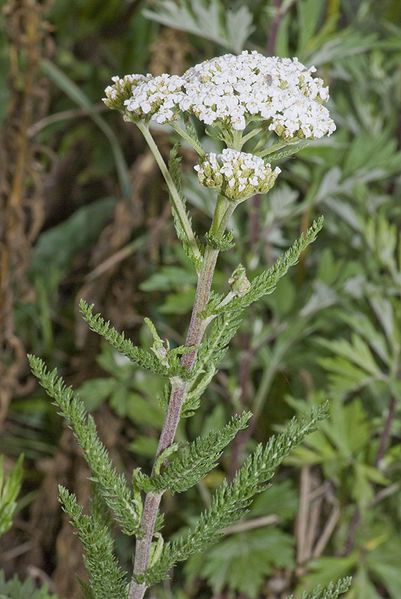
58,487,128,599
30,49,345,599
218,217,324,313
79,300,169,377
136,411,252,493
139,406,327,586
291,578,352,599
28,356,142,536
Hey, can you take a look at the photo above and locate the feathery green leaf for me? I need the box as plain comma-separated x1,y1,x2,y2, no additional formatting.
79,300,169,377
290,577,352,598
186,221,323,409
28,355,142,535
58,486,128,599
140,405,327,585
217,218,324,314
138,411,252,493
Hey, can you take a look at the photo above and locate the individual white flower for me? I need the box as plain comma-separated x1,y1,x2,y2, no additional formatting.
180,51,335,139
194,149,281,201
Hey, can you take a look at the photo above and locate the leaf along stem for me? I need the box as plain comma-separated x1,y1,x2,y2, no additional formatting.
128,196,234,599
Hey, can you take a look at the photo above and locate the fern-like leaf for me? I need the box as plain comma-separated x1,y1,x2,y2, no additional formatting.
140,405,327,585
79,300,169,377
28,355,142,535
139,411,252,493
218,218,324,314
192,221,323,378
291,577,352,598
59,486,128,599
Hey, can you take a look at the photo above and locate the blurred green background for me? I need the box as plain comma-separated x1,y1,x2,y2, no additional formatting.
1,1,401,597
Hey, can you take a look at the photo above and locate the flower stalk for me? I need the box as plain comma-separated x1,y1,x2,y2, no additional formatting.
137,122,202,266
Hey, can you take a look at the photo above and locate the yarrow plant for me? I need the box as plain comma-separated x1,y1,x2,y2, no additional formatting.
30,51,350,599
104,51,335,140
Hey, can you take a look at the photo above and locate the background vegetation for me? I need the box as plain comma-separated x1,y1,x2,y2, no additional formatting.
1,0,401,597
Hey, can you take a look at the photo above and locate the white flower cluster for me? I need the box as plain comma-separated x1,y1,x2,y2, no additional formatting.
181,51,335,138
104,73,184,123
104,51,335,140
123,74,185,124
104,74,148,111
194,149,281,201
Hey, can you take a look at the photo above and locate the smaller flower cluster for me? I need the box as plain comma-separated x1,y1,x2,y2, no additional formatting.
104,74,148,112
104,73,184,123
123,74,184,124
194,149,280,201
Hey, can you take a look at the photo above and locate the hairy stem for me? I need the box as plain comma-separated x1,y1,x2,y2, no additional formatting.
128,196,234,599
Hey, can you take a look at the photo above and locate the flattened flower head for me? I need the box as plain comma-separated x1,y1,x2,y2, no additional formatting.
194,149,280,201
104,51,335,139
181,51,335,139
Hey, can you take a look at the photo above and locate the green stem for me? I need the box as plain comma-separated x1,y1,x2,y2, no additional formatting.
138,122,202,265
258,140,292,158
240,125,266,148
171,123,205,157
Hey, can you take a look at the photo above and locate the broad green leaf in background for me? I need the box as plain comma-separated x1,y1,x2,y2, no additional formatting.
143,0,254,53
31,198,116,282
199,529,294,598
0,572,58,599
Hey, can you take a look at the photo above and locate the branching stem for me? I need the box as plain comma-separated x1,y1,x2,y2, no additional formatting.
128,194,234,599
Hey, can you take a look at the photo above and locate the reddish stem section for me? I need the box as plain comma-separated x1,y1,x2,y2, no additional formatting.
128,247,219,599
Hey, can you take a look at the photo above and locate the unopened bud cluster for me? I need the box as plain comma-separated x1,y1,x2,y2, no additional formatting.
194,149,280,201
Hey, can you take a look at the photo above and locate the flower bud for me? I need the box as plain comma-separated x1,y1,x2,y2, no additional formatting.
228,264,251,297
